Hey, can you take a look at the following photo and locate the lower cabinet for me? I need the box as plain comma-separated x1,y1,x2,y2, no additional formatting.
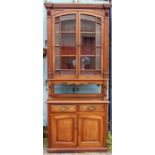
49,112,105,148
78,114,104,147
48,103,107,152
51,114,77,147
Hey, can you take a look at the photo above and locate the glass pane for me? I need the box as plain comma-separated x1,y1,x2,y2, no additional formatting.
55,23,60,46
55,33,59,46
61,14,75,21
81,33,95,55
96,47,101,55
80,14,102,75
55,47,60,55
55,14,76,76
96,33,101,46
96,23,101,33
96,56,101,70
56,56,61,69
61,33,76,55
81,20,95,32
61,20,75,32
54,84,101,94
61,56,76,69
81,15,96,22
55,23,60,33
80,56,95,70
96,24,101,46
81,14,96,32
61,15,76,32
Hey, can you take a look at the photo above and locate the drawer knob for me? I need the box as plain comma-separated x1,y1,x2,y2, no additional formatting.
61,106,68,112
88,106,96,111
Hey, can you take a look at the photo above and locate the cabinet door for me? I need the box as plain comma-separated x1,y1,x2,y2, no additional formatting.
51,114,77,147
54,13,103,79
78,114,104,147
54,14,77,77
80,14,102,76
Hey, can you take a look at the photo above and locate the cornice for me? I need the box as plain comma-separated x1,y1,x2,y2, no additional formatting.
44,3,112,10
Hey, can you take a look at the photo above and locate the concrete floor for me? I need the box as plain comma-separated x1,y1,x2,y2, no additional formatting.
43,148,112,155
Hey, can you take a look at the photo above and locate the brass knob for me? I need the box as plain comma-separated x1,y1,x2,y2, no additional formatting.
88,106,96,111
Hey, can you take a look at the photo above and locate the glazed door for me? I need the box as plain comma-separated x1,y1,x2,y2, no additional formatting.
78,114,104,147
54,14,77,78
79,14,102,76
51,114,77,147
54,13,103,79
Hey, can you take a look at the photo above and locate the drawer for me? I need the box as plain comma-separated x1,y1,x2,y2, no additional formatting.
50,105,76,112
79,104,104,112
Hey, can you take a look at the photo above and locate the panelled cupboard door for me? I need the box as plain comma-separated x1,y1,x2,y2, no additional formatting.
51,114,77,147
78,114,104,147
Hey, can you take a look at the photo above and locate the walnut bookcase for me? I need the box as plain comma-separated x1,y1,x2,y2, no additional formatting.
45,2,111,153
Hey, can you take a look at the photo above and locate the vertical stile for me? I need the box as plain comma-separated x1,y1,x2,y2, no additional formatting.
52,15,55,78
76,12,79,78
77,12,80,78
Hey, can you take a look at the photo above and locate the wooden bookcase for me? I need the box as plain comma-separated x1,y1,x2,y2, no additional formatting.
45,2,111,153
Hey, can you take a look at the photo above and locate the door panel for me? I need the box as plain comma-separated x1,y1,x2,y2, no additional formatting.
80,14,102,76
51,114,77,147
78,114,104,147
54,14,77,76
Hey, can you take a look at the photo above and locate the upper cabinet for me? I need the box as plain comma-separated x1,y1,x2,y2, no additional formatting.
45,3,111,82
53,12,103,79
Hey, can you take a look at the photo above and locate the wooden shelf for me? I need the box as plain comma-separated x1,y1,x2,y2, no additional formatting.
47,97,109,104
56,69,75,71
61,31,76,33
80,55,95,57
81,32,95,33
81,69,101,71
58,55,76,57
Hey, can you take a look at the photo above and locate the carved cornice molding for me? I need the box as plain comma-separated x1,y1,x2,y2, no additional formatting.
44,3,112,10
